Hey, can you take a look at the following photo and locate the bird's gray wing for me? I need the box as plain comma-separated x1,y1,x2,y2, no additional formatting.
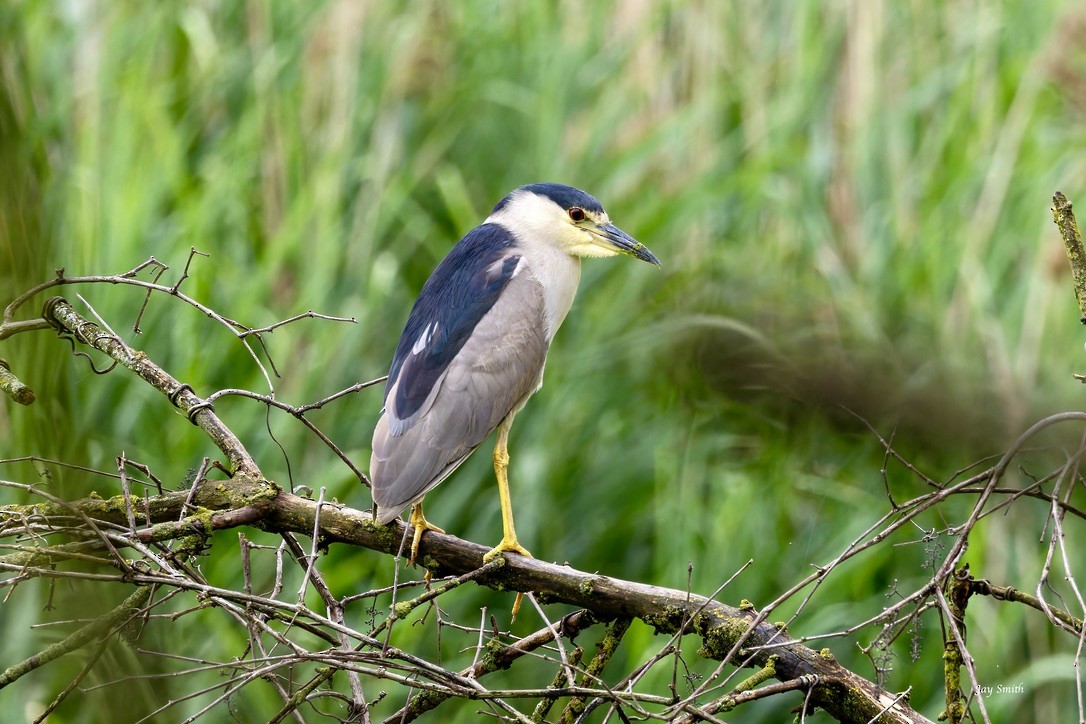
370,269,549,523
382,224,522,436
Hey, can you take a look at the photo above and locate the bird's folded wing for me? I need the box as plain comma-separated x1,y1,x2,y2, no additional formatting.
371,269,549,520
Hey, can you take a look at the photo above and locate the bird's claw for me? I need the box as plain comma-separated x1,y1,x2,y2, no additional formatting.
408,506,444,566
482,538,534,564
409,524,444,566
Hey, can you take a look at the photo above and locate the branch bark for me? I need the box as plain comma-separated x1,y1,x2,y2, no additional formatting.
0,357,35,405
1053,191,1086,320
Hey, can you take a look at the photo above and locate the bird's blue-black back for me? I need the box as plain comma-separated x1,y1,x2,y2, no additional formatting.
386,223,520,424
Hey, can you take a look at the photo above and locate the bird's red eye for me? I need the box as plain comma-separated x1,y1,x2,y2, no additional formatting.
568,207,586,222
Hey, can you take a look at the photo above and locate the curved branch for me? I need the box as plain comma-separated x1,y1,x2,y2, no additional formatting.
40,297,261,477
0,317,51,343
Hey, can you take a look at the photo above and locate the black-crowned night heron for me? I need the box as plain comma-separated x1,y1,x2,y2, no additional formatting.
370,183,659,566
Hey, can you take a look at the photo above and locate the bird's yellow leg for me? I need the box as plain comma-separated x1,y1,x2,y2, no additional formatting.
483,417,534,563
408,502,444,566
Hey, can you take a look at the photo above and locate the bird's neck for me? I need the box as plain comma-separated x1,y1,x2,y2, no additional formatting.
521,246,582,343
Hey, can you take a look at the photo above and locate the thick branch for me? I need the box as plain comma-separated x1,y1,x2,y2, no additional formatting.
2,481,931,724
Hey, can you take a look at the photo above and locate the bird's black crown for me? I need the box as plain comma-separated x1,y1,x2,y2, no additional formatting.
492,183,605,215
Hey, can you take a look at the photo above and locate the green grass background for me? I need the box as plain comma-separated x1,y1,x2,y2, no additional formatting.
3,1,1086,721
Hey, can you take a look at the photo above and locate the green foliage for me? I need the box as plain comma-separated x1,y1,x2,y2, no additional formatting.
3,0,1086,720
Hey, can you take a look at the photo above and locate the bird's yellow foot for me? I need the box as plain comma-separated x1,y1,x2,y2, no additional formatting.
482,537,534,564
408,504,444,566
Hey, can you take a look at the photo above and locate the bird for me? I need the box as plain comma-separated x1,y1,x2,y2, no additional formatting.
370,183,659,568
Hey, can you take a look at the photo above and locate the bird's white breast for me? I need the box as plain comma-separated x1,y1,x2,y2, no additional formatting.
514,242,581,342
